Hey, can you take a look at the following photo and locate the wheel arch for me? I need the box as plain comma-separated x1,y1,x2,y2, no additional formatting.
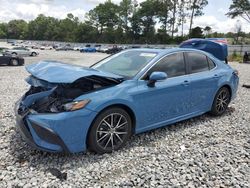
86,103,137,148
95,103,136,133
209,83,233,111
9,58,19,66
105,104,137,134
219,84,232,101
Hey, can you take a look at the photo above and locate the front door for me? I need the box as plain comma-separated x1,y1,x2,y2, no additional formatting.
133,52,192,132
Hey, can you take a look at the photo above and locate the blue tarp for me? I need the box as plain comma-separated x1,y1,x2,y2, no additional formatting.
179,38,228,61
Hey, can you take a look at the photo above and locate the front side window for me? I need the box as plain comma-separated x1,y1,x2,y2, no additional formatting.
144,52,186,79
186,52,209,73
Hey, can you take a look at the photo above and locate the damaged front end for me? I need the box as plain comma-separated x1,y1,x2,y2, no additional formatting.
22,75,122,113
15,61,123,152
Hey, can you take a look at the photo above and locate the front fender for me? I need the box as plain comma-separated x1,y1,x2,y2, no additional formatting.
88,98,136,113
75,81,139,125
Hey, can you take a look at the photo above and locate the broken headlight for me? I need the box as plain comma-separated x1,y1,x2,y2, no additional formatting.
63,99,91,111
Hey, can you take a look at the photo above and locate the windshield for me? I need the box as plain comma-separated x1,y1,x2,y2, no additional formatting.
92,50,157,78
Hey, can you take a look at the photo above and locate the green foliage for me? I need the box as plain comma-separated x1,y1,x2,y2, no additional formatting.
27,14,58,40
188,0,208,36
0,23,7,38
7,20,28,39
137,0,158,43
190,26,203,38
0,0,248,44
228,50,243,62
119,0,133,32
226,0,250,23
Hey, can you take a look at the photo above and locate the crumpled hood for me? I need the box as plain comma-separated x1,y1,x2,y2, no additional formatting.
26,61,122,83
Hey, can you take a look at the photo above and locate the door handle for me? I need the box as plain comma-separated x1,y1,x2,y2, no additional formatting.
182,80,190,86
213,74,221,78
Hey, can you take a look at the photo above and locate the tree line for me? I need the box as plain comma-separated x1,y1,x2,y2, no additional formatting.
0,0,249,44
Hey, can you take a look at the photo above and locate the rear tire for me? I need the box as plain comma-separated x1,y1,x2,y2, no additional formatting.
88,108,132,154
210,87,230,116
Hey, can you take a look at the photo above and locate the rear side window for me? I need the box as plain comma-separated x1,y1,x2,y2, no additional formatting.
186,52,209,73
146,52,186,78
207,57,216,69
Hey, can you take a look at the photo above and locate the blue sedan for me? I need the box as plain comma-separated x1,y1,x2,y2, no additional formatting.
80,47,96,53
15,48,239,153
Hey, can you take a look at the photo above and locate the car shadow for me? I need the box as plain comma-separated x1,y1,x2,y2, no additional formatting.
8,107,235,168
0,64,11,67
0,64,22,67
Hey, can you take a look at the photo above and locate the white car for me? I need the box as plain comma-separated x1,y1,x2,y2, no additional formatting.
5,47,39,56
73,46,82,51
40,46,53,50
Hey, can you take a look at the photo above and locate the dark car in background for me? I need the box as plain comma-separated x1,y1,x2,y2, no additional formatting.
106,45,123,54
243,52,250,63
0,53,24,66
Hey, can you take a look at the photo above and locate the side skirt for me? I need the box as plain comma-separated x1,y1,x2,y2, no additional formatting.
135,110,208,134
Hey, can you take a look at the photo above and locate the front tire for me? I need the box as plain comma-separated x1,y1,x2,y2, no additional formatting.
88,108,132,154
9,59,19,66
210,87,230,116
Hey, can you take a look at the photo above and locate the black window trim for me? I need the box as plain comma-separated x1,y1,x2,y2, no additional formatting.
184,51,217,75
140,51,188,80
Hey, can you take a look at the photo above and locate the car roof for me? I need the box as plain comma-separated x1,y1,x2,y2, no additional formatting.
124,48,211,57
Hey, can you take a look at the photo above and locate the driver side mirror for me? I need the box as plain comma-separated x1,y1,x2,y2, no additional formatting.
147,71,167,87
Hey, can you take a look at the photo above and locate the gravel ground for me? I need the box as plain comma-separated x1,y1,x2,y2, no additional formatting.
0,44,249,187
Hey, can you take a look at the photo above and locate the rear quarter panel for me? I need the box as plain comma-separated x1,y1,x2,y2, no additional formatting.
210,57,239,103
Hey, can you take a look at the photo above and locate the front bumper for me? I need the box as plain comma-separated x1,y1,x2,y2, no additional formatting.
15,101,97,153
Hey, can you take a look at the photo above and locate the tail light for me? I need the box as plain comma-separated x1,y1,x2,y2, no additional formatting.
233,70,239,76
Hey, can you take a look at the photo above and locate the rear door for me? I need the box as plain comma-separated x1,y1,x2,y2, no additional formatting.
23,48,30,56
185,51,219,112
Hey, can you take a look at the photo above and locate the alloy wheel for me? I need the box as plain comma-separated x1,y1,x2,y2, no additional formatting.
96,113,129,151
216,89,230,113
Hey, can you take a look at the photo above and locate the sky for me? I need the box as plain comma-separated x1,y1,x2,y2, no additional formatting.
0,0,249,34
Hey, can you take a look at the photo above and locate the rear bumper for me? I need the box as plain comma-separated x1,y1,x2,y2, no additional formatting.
231,74,239,101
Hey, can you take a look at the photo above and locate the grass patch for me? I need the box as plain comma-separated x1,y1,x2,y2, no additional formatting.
228,51,243,63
